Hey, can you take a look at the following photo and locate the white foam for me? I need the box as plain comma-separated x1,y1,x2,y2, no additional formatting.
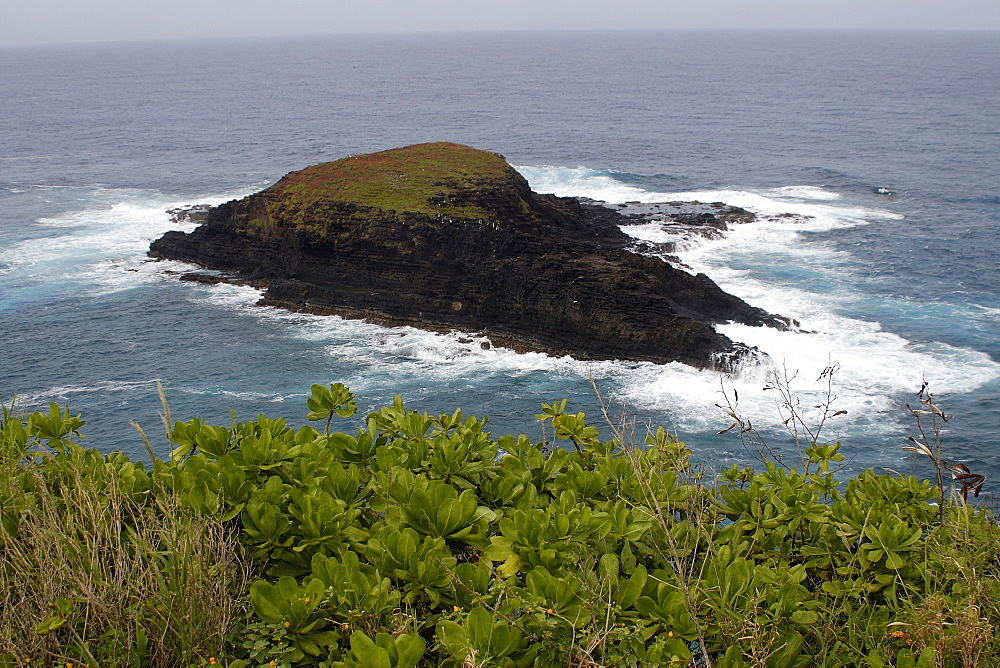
514,165,658,203
184,387,294,403
247,302,580,376
768,185,843,201
202,287,943,445
511,165,1000,439
200,282,266,308
618,220,681,245
668,188,901,228
970,303,1000,319
24,380,162,403
0,187,254,299
153,283,622,409
515,166,901,231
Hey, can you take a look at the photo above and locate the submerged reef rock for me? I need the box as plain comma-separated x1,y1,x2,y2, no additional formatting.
150,142,785,368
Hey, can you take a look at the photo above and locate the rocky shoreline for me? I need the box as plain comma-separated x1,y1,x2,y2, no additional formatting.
149,143,790,369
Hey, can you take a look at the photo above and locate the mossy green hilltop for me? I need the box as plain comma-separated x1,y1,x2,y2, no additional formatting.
264,142,526,227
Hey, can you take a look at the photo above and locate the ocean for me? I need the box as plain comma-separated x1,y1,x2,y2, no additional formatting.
1,30,998,483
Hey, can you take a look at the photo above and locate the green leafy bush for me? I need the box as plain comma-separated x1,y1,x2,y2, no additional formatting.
1,385,998,666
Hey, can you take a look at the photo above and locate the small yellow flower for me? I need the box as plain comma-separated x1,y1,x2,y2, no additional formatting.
304,598,310,603
284,621,291,628
453,606,460,612
546,608,554,615
270,662,276,667
208,659,217,666
667,631,674,638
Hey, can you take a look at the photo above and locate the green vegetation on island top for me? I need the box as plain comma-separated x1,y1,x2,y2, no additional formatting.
1,384,998,667
260,142,528,228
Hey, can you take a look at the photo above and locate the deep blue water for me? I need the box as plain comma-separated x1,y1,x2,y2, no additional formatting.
1,30,998,484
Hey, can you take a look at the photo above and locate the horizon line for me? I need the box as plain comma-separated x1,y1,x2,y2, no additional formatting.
3,26,1000,49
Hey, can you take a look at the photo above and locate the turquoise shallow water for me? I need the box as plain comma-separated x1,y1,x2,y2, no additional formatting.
1,30,998,482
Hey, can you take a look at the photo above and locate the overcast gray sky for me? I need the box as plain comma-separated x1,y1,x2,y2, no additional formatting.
3,0,999,46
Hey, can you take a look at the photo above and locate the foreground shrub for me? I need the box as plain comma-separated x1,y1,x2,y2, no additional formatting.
0,385,998,666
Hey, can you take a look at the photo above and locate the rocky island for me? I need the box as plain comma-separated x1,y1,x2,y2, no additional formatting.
149,142,785,368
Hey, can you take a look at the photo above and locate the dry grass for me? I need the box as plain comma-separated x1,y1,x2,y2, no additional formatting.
0,461,250,665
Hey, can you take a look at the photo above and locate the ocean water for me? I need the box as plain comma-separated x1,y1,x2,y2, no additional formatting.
2,30,998,482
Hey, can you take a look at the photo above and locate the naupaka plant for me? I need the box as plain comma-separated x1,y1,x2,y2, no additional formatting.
1,381,998,666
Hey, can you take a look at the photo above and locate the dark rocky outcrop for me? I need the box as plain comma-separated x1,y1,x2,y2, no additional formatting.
149,142,785,368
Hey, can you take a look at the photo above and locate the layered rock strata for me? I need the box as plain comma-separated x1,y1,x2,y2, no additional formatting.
150,142,785,368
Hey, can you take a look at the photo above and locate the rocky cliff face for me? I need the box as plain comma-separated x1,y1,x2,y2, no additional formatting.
149,142,784,368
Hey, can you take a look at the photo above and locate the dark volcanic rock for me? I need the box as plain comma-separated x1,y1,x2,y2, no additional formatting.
149,142,784,368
